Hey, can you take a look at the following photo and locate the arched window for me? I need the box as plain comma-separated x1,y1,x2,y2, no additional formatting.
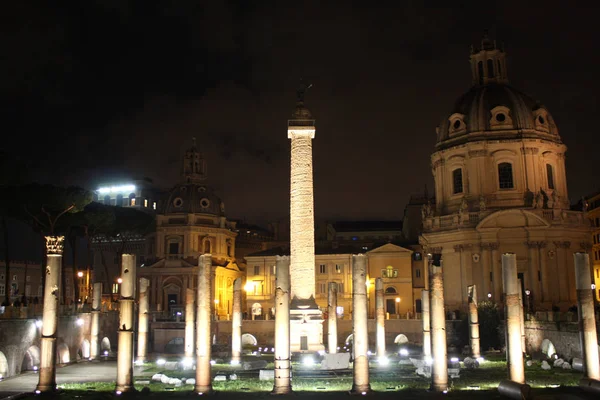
385,287,397,294
128,193,136,206
452,168,463,194
487,59,494,78
477,61,484,85
546,164,555,190
498,163,514,189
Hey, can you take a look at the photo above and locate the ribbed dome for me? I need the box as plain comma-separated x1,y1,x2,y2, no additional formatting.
436,83,560,149
163,183,224,216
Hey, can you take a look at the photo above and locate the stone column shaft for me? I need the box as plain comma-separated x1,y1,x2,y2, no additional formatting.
116,254,136,393
502,253,525,384
195,254,213,394
90,282,102,360
492,245,502,302
430,257,448,392
231,278,242,365
351,254,370,394
289,132,316,301
36,236,64,393
328,282,338,354
421,289,431,357
574,253,600,380
468,285,480,358
273,256,291,394
185,288,195,358
137,278,149,362
375,278,386,359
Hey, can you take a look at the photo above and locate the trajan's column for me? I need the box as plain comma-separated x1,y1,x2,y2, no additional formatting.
288,82,324,352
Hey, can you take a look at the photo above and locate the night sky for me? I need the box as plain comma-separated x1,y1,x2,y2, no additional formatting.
3,1,599,225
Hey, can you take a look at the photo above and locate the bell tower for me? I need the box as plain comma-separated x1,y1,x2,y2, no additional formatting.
181,137,207,184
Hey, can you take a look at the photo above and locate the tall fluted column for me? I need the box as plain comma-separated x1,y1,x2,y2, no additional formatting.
351,254,370,394
491,243,502,302
116,254,136,393
231,278,242,365
538,242,549,303
90,282,102,360
36,236,64,393
195,255,213,394
375,278,386,360
421,289,431,358
574,253,600,380
288,120,316,302
272,256,292,394
502,253,525,384
518,278,526,354
327,282,338,354
137,278,149,362
467,285,480,358
429,255,448,392
185,288,195,359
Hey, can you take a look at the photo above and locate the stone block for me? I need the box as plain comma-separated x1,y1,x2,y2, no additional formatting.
561,362,571,369
415,365,431,378
259,370,275,380
165,361,179,370
185,378,196,385
214,375,227,381
553,358,564,367
321,353,350,370
160,375,170,384
541,360,551,370
448,368,460,378
242,359,268,370
229,374,238,380
151,373,163,382
463,357,479,369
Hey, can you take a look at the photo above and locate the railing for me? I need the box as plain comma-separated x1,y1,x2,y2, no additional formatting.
424,208,587,233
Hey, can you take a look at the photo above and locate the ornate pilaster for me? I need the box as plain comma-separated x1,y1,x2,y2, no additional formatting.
489,243,501,302
554,241,571,302
525,241,541,305
454,244,473,304
480,243,492,298
538,241,550,303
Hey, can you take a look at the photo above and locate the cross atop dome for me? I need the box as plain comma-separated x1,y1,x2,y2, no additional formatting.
470,32,508,86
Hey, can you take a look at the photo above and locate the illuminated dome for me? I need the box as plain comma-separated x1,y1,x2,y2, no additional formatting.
436,35,560,150
163,183,224,216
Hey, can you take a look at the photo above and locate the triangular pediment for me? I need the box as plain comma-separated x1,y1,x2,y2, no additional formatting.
476,209,550,230
145,258,197,268
367,243,413,254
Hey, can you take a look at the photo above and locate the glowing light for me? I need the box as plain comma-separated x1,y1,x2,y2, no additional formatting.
117,278,123,284
271,347,275,352
361,392,367,395
77,271,84,278
116,390,122,395
450,357,459,363
230,360,240,366
302,356,314,366
476,357,484,363
318,350,325,356
592,284,596,290
35,320,43,328
487,292,492,299
336,306,344,315
98,185,135,194
399,348,409,356
443,390,448,394
244,282,256,292
35,390,41,394
156,358,166,366
548,384,560,388
104,350,109,356
33,366,38,371
525,289,531,296
182,358,193,367
210,360,216,365
425,356,433,365
176,312,182,316
395,297,401,303
76,318,84,326
214,299,219,304
378,357,389,366
367,350,372,356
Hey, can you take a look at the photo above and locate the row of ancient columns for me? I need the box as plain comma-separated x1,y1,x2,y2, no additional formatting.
34,241,600,395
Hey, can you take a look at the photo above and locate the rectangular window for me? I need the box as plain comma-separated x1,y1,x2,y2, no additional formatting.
169,243,179,255
319,264,327,274
130,198,136,206
498,162,514,189
335,264,342,274
318,283,326,294
336,282,344,293
381,269,387,278
254,266,260,276
393,269,398,278
152,202,157,210
546,164,555,190
12,275,17,281
452,168,463,194
144,199,148,207
0,274,4,281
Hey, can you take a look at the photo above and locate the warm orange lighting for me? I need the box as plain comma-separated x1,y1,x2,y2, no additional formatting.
77,271,84,278
117,278,123,284
214,299,219,304
395,297,401,303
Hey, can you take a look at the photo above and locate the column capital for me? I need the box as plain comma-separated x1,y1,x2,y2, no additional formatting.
425,246,443,255
580,242,593,251
45,236,65,255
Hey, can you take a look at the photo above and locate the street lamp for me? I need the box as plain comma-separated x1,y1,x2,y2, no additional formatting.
395,297,401,318
487,292,492,299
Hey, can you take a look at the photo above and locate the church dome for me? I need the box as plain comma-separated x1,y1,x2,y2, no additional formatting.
436,35,560,150
163,183,225,216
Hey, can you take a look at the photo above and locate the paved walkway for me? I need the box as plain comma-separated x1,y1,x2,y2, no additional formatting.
0,361,117,398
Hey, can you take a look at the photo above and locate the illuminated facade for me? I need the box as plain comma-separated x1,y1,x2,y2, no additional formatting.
139,140,243,317
420,35,590,311
584,191,600,300
244,242,427,320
